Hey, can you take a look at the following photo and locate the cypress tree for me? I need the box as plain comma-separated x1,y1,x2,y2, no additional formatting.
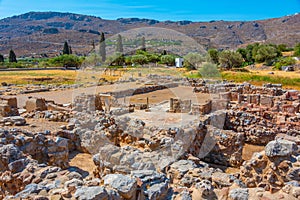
9,50,17,63
99,32,106,62
116,34,123,53
0,54,4,62
141,37,146,51
92,40,95,53
69,46,72,54
63,41,70,55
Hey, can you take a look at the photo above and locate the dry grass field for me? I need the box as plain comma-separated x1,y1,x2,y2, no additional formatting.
1,66,300,90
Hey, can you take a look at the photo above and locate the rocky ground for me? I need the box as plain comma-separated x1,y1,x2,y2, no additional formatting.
0,77,299,200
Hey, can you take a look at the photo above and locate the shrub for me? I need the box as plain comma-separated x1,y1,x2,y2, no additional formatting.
131,55,147,65
198,63,220,78
160,55,175,66
294,43,300,57
50,54,82,68
274,57,296,70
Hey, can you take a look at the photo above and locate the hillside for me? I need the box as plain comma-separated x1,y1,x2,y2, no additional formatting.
0,11,299,57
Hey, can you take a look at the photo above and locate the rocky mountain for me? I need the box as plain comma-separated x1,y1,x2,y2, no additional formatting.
0,11,299,57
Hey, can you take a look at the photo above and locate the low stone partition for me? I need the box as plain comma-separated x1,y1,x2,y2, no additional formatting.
109,83,179,98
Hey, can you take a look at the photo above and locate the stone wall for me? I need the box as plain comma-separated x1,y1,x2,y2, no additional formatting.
0,97,19,117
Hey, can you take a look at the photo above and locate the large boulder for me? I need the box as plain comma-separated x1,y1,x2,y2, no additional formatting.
131,170,169,200
229,188,249,200
103,174,137,199
0,144,24,171
265,139,298,158
74,186,108,200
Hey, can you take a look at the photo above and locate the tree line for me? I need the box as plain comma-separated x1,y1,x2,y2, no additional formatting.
1,31,299,70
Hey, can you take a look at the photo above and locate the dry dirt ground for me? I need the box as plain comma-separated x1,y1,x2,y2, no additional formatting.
15,85,213,108
8,118,67,133
68,152,97,178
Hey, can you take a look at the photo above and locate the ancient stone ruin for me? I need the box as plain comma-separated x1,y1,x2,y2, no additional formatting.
0,78,299,199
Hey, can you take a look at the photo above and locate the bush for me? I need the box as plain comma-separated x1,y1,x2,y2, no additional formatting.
184,52,205,69
207,49,219,64
160,55,175,66
131,55,148,65
253,44,281,63
294,43,300,57
198,63,220,78
50,54,82,68
274,57,296,70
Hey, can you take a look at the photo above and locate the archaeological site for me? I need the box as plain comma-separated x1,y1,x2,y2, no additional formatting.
0,72,299,200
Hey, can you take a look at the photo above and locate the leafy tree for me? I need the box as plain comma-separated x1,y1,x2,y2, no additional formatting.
106,52,125,66
9,50,17,63
198,63,220,78
184,52,205,69
277,44,288,52
83,53,102,67
245,44,258,63
0,54,4,62
161,55,175,66
274,57,296,70
63,41,70,55
237,48,254,66
125,56,132,65
99,32,106,62
237,48,247,60
207,49,219,64
147,54,160,63
116,34,123,53
253,45,279,63
141,37,146,51
218,50,243,70
294,43,300,57
131,55,147,65
50,54,82,68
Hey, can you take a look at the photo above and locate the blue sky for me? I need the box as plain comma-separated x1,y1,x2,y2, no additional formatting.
0,0,299,21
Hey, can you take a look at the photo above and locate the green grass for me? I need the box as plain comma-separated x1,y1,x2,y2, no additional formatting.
185,70,300,89
222,71,300,89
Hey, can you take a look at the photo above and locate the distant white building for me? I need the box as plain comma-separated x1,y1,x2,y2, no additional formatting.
175,58,184,68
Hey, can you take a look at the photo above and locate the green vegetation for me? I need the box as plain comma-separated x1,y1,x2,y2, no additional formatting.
49,54,84,68
252,44,281,64
99,32,106,62
198,63,220,78
274,57,297,70
207,49,219,64
140,37,146,51
131,54,148,65
183,53,205,70
218,50,243,69
294,43,300,57
116,34,124,53
222,72,300,89
106,52,125,66
161,55,176,66
63,41,71,55
0,54,4,63
9,50,17,63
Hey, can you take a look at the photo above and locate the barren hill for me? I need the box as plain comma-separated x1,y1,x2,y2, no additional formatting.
0,11,299,57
